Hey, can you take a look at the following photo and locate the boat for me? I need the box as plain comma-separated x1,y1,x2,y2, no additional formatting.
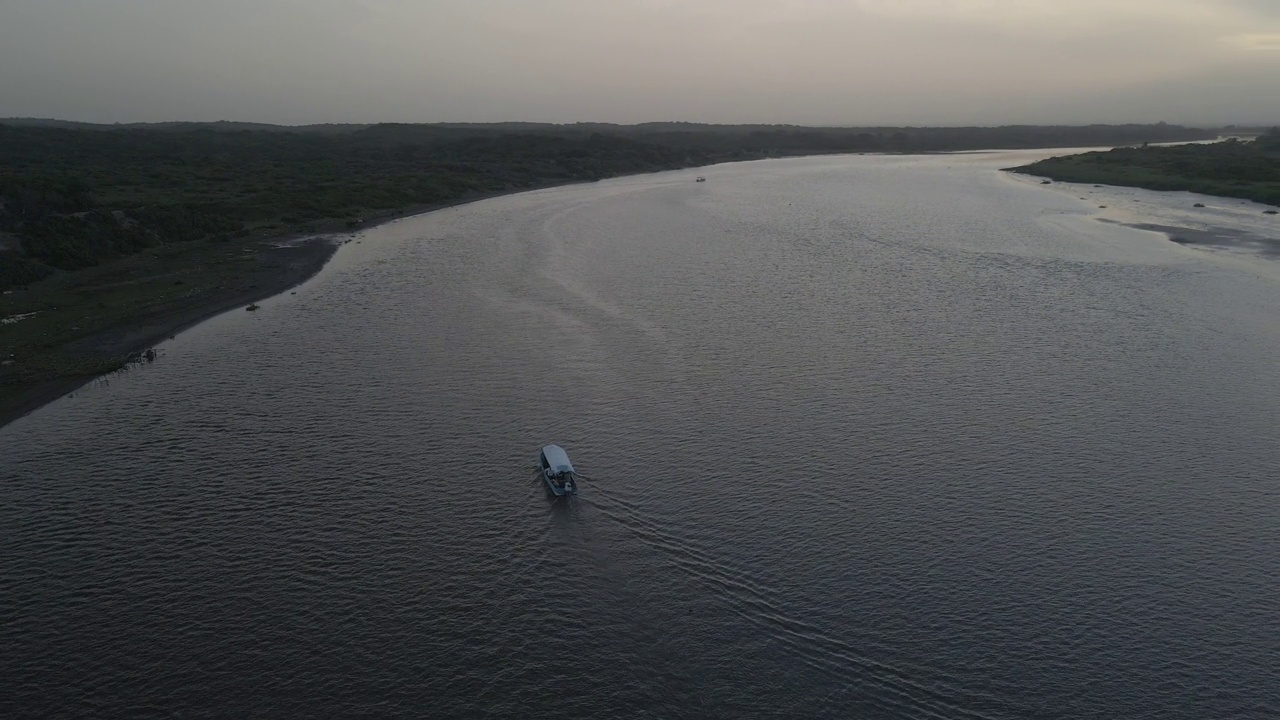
695,176,706,182
538,444,579,496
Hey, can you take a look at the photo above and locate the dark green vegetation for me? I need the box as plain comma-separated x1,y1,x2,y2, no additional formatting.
0,120,1214,424
1011,129,1280,207
0,121,1216,289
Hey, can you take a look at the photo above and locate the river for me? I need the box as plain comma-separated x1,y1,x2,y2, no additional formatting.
3,151,1278,718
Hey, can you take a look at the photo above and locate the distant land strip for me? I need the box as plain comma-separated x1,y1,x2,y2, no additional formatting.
0,121,1222,426
1009,130,1280,207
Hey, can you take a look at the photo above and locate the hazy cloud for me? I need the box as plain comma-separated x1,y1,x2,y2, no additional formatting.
1229,34,1280,51
0,0,1276,125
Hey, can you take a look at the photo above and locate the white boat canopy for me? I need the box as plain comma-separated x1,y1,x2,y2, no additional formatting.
541,444,575,475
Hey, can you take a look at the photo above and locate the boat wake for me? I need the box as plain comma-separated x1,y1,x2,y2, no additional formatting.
582,485,999,720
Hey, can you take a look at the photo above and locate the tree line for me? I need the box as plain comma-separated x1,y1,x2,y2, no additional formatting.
0,121,1217,291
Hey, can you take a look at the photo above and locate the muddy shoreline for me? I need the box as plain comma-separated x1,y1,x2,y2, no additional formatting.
0,181,612,431
0,237,340,430
1108,220,1280,256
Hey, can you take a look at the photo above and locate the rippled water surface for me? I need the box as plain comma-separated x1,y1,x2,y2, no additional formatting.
4,153,1279,719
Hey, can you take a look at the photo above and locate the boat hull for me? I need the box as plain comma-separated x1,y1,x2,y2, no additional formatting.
537,443,578,491
539,444,578,496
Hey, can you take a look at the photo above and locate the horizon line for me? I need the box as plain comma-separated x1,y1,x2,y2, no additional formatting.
3,116,1277,130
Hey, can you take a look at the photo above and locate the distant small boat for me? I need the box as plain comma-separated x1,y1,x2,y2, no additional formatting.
695,176,706,182
539,444,578,496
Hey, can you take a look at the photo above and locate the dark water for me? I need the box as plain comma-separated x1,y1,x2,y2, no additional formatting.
4,153,1279,719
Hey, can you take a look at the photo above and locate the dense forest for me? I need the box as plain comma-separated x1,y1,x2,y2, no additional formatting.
1011,129,1280,207
0,121,1215,291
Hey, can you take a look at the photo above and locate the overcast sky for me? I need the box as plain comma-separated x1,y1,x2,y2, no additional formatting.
1,0,1278,126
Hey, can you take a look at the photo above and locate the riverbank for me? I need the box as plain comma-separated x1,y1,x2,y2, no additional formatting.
0,234,340,428
0,177,641,429
0,120,1225,429
1008,135,1280,208
1007,162,1280,272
